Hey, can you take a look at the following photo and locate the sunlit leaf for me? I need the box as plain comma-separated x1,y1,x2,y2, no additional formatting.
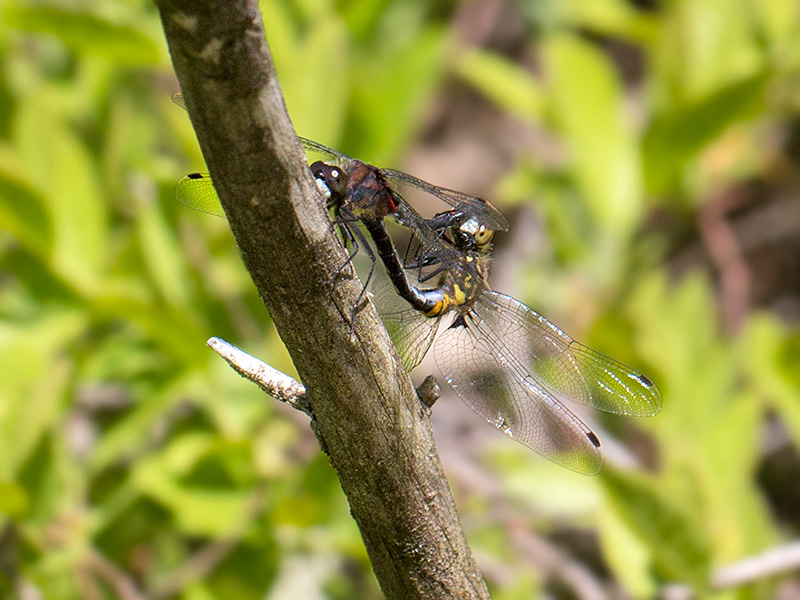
267,1,350,143
6,7,160,65
132,450,255,537
598,505,656,597
602,467,711,589
0,155,52,257
137,197,193,309
0,310,85,477
349,25,446,162
643,71,769,195
559,0,659,44
652,0,763,103
0,481,29,517
455,50,545,123
750,0,800,50
12,94,109,292
542,33,642,236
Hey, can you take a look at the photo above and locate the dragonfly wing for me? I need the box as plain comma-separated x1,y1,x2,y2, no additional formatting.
381,168,509,232
299,137,356,166
175,173,226,218
369,265,439,371
172,92,187,110
393,201,449,252
434,309,603,474
475,292,661,416
391,200,478,285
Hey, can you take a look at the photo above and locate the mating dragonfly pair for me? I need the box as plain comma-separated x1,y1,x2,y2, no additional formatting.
174,95,661,474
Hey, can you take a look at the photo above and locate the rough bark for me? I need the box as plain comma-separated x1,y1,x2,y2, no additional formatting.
155,2,490,598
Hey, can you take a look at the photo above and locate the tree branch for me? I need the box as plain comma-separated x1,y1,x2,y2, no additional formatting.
155,2,489,597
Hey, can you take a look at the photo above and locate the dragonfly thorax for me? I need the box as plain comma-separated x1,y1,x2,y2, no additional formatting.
344,163,397,219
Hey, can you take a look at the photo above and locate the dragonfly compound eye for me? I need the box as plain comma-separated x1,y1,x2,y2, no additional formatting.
473,225,494,250
310,161,348,203
451,217,494,252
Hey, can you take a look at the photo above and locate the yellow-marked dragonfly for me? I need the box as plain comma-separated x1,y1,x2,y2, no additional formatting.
369,228,660,475
307,162,660,474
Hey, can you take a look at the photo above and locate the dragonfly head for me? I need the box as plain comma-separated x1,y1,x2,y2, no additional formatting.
310,161,347,208
446,216,495,254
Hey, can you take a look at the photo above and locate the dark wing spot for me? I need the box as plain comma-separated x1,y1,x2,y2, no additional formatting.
587,431,601,448
637,373,655,387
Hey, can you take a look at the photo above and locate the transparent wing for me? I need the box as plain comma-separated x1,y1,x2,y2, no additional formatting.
369,265,439,371
173,102,508,232
474,292,661,416
172,92,187,110
175,173,225,217
172,96,225,217
434,310,604,475
298,137,508,232
299,137,356,166
381,168,509,232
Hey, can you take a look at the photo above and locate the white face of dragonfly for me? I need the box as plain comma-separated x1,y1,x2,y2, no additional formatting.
315,176,332,200
309,161,348,209
443,215,495,254
458,216,494,249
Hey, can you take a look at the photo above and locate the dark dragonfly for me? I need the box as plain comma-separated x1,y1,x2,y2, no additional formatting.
173,159,485,320
172,93,507,314
312,161,662,475
302,138,508,317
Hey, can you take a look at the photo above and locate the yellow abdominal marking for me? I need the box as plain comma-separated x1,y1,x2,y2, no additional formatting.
425,300,445,318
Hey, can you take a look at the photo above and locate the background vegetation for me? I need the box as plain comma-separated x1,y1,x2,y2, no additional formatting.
1,0,799,598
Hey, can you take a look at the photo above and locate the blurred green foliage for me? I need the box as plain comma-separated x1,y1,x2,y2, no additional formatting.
1,0,799,598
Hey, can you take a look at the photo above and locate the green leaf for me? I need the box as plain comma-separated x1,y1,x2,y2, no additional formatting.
542,34,643,236
0,481,29,517
743,317,800,454
6,7,161,65
643,71,769,195
558,0,659,44
0,151,52,257
90,294,209,365
0,310,85,477
137,198,193,309
455,49,545,123
602,467,711,588
598,505,656,597
349,25,447,162
750,0,800,50
268,1,351,143
132,443,255,537
12,93,109,292
88,382,186,474
651,0,763,103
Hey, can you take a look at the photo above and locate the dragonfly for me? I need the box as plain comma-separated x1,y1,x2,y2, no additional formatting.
370,236,660,474
310,160,661,475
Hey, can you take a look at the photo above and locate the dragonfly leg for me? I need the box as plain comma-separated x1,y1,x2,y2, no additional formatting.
345,224,376,331
329,206,370,282
330,222,359,280
400,238,448,285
